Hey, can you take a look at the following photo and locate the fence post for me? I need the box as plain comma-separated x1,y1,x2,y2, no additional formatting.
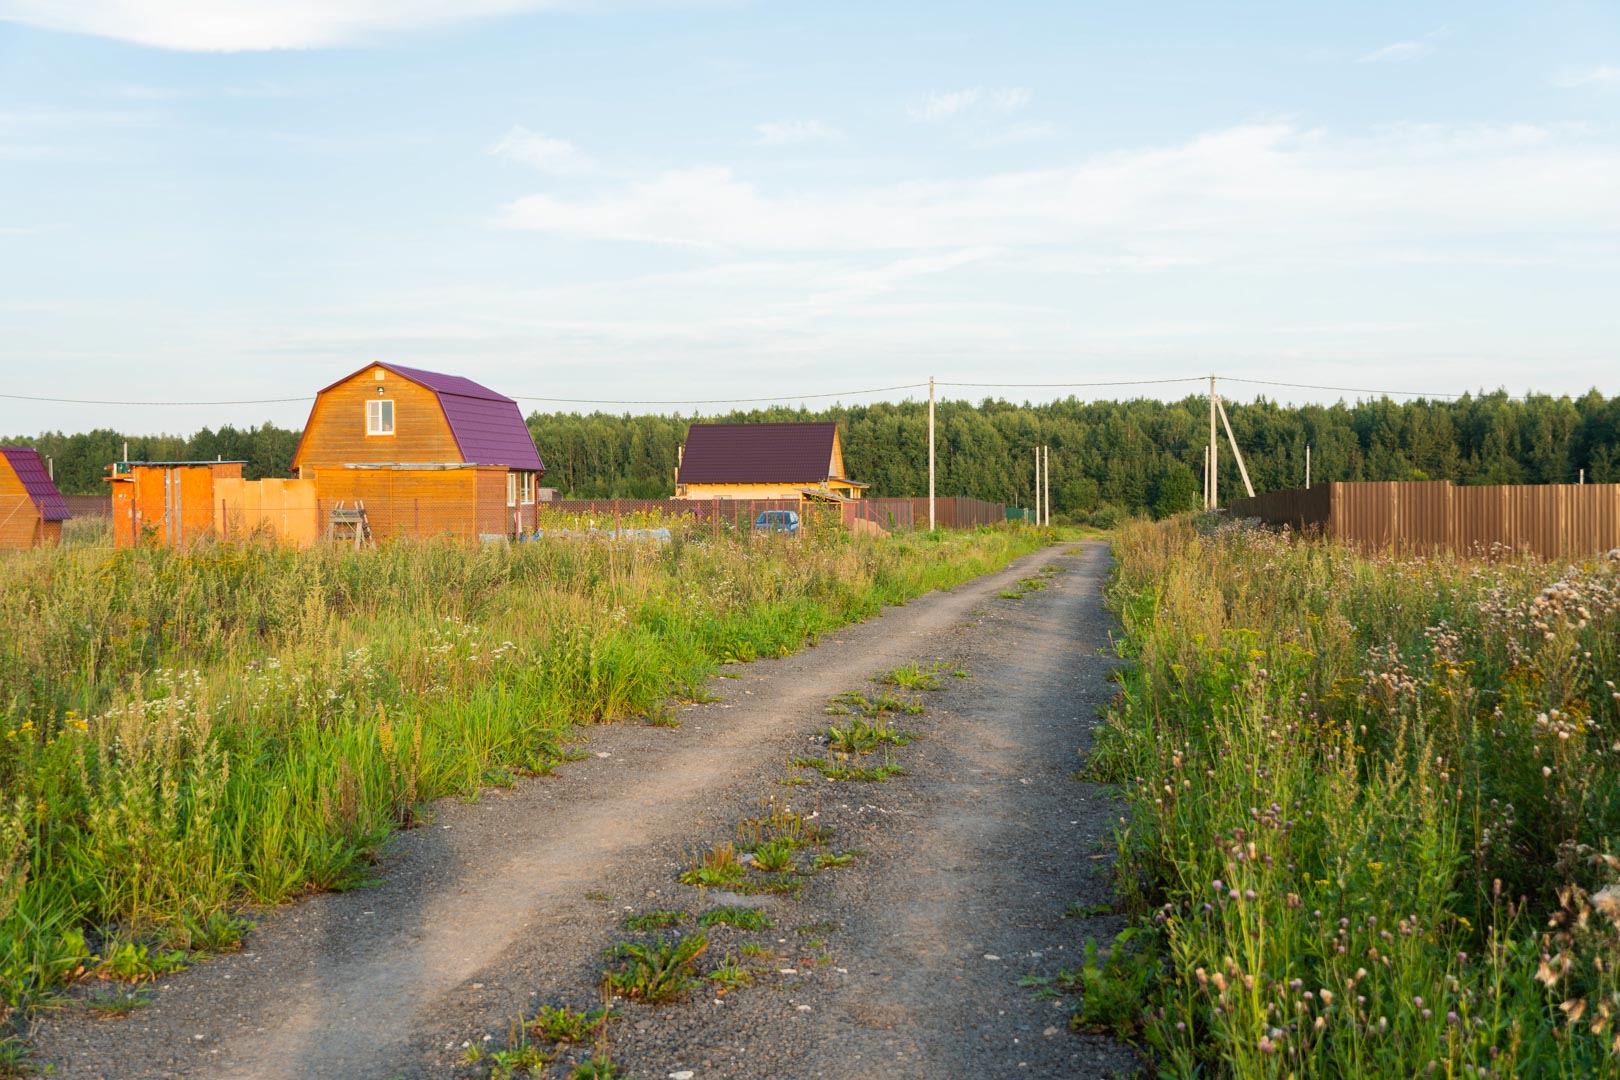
713,498,720,542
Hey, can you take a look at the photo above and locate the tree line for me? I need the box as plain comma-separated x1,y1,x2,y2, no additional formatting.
10,389,1620,521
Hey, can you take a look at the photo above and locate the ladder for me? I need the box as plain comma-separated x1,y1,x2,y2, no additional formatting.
327,500,374,549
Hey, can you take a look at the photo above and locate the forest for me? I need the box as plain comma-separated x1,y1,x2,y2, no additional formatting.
10,389,1620,522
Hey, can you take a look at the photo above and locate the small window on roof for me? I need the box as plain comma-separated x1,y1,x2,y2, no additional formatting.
367,399,394,435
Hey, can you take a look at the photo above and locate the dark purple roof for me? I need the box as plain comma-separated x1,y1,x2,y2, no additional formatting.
678,422,841,485
1,446,70,520
312,363,544,473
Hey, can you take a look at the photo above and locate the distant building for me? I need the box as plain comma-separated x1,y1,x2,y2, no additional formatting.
674,422,868,501
289,362,546,528
0,446,70,548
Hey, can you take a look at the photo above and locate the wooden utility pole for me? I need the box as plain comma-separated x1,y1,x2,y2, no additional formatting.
1215,395,1255,498
1306,444,1311,489
928,376,936,531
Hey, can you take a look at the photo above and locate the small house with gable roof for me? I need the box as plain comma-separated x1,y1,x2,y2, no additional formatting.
674,422,868,501
290,363,546,531
0,446,71,548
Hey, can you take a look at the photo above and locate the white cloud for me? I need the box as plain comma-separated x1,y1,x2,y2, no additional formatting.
990,87,1031,111
753,119,844,147
1359,40,1433,63
908,86,1031,122
490,126,594,175
977,121,1058,147
1552,64,1620,88
496,122,1620,267
0,0,572,51
909,89,981,122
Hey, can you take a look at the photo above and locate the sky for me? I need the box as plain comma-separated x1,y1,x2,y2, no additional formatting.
1,1,1618,435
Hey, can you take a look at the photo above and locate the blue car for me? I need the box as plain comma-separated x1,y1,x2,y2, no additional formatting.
753,510,800,535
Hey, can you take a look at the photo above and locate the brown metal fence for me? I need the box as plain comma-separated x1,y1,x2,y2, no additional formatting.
1229,481,1620,560
62,494,111,518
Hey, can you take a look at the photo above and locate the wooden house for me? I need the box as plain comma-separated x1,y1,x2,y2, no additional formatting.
674,422,868,501
290,363,545,529
0,446,70,549
106,461,245,548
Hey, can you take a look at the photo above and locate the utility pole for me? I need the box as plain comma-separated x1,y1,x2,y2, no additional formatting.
1306,444,1311,490
928,375,936,532
1215,395,1255,498
1034,446,1042,526
1208,375,1218,510
1043,445,1050,526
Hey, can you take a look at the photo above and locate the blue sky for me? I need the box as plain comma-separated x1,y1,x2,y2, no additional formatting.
2,1,1618,434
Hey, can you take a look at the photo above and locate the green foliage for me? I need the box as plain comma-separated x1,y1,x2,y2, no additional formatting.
568,1057,623,1080
747,839,797,873
621,910,686,932
1101,519,1620,1077
602,933,709,1003
22,388,1620,514
1069,929,1160,1039
707,954,754,990
877,662,945,691
697,906,773,931
0,527,1042,1022
527,1005,610,1044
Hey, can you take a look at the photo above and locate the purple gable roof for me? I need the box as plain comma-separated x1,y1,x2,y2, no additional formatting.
1,447,71,521
678,422,841,485
352,364,544,473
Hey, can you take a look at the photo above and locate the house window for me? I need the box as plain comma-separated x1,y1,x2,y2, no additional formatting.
508,471,534,506
367,399,394,435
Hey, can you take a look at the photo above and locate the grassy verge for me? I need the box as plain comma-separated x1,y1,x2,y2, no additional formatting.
0,523,1047,1030
1093,518,1620,1077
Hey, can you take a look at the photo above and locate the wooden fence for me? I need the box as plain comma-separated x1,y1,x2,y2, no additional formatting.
1228,481,1620,560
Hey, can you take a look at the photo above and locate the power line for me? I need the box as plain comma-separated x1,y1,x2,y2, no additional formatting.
937,377,1205,389
1220,377,1466,401
511,382,929,406
0,391,311,406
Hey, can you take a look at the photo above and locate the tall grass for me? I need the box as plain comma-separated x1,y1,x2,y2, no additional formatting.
1098,519,1620,1077
0,524,1044,1017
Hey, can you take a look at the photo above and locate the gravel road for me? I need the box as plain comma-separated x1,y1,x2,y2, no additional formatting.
34,540,1139,1080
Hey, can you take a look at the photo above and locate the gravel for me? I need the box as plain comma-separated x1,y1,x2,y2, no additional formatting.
33,541,1139,1080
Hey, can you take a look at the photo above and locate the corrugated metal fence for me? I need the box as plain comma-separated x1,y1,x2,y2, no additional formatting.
1229,481,1620,560
545,496,1007,532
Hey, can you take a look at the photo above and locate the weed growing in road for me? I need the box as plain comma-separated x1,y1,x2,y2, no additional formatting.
527,1004,610,1044
998,589,1025,600
621,910,686,932
1016,577,1048,592
877,662,944,692
486,1025,555,1079
811,852,854,870
730,873,802,899
83,986,155,1018
748,838,797,873
569,1057,622,1080
677,844,744,888
826,689,922,719
602,933,709,1004
583,890,613,905
1063,901,1112,918
697,907,773,931
707,954,754,991
738,942,771,960
642,702,681,729
790,756,906,783
825,717,914,756
736,796,827,849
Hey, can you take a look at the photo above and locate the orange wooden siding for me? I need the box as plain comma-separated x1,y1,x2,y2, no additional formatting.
0,480,44,550
310,465,509,541
292,369,460,476
108,463,243,548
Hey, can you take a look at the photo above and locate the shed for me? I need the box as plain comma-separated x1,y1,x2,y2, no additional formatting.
0,446,71,549
106,461,245,548
674,422,868,501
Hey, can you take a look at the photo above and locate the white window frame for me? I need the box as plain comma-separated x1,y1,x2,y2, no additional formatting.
507,471,535,506
366,399,395,436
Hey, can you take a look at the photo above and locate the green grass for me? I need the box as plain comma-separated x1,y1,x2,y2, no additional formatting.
601,933,709,1003
0,524,1045,1018
697,906,773,930
620,909,686,932
1096,518,1620,1077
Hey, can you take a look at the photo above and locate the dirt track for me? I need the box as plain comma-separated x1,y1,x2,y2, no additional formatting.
35,540,1138,1079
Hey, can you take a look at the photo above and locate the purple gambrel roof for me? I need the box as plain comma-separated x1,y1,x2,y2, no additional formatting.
1,446,71,521
314,363,544,473
677,422,841,485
